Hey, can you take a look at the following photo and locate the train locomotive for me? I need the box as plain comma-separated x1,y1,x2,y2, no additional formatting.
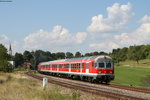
38,55,115,83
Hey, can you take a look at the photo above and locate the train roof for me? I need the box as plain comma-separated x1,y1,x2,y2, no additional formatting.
39,55,111,65
66,56,98,61
40,59,66,65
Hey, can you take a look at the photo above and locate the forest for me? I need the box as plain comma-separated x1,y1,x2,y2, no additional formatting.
1,43,150,71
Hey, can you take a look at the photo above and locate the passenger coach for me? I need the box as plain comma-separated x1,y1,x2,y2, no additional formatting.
38,56,114,83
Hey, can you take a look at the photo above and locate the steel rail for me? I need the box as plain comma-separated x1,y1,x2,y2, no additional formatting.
26,72,148,100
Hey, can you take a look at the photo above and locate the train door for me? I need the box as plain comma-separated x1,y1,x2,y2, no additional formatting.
69,63,71,72
49,64,52,71
80,63,82,73
86,62,89,73
57,64,58,72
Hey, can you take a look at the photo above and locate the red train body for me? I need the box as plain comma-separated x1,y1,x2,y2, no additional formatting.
38,56,114,83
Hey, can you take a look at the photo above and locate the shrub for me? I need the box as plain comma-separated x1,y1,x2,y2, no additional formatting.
0,60,13,72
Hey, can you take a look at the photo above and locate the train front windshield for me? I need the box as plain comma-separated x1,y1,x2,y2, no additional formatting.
97,62,112,69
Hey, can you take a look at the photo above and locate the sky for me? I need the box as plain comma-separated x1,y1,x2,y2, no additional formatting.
0,0,150,54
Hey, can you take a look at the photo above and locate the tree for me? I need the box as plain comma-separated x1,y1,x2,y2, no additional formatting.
118,47,128,61
14,53,24,67
0,44,9,60
66,52,74,58
99,51,108,55
140,45,150,59
111,48,122,64
75,52,82,57
85,53,92,56
93,51,99,56
0,44,12,72
23,50,33,62
128,46,141,64
31,50,55,69
56,52,65,59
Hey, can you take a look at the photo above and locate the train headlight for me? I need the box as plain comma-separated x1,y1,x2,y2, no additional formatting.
98,71,101,74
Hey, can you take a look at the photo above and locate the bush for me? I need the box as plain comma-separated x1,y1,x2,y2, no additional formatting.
0,60,13,72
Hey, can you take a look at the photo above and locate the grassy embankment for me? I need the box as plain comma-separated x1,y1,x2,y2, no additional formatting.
0,71,104,100
0,72,82,100
111,59,150,88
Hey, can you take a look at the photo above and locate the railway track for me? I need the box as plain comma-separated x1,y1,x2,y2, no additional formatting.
106,84,150,94
25,72,150,100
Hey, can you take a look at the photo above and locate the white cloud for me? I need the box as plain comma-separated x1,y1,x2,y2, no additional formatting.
139,15,150,23
75,32,87,43
131,23,150,44
0,34,9,44
87,2,134,33
24,25,87,51
0,34,22,54
89,15,150,52
90,41,119,52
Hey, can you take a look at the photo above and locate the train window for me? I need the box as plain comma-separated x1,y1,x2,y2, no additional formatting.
98,63,105,68
60,64,62,68
106,62,111,68
73,64,74,69
79,63,80,69
71,64,73,69
67,64,69,68
65,64,68,68
82,63,84,68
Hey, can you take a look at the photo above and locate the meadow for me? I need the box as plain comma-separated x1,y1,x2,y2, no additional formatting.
111,59,150,89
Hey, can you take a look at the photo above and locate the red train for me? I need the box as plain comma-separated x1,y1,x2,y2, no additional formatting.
38,55,115,83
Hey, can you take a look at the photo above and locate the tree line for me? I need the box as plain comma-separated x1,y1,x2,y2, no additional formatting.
13,50,108,69
1,43,150,71
111,45,150,64
14,44,150,69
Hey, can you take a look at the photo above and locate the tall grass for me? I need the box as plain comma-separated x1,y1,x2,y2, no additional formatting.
0,72,82,100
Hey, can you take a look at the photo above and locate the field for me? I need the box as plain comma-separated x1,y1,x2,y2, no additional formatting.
111,59,150,88
0,72,80,100
0,72,104,100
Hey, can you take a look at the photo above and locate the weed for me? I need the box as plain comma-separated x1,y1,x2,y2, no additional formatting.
72,90,81,100
6,75,12,82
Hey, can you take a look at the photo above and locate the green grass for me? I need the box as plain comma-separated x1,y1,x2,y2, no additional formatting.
111,66,150,88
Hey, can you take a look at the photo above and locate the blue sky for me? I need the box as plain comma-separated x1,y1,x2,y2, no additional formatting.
0,0,150,54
